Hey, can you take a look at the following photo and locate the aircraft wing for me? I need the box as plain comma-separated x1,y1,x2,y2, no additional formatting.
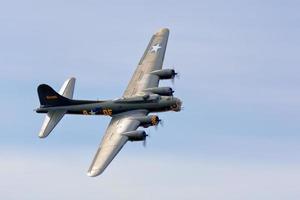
123,28,169,98
87,110,148,177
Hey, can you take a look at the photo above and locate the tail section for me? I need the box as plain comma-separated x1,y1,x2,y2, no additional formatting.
39,110,66,138
37,85,70,107
38,78,76,138
59,77,76,99
37,77,76,107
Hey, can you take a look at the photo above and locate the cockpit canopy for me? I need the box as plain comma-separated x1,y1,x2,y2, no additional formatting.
114,94,161,103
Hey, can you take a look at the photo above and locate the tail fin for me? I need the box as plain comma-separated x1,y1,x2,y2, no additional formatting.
38,77,76,107
59,77,76,99
37,78,76,138
37,84,72,107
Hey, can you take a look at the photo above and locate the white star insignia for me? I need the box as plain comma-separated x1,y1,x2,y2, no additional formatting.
90,110,96,115
150,43,162,53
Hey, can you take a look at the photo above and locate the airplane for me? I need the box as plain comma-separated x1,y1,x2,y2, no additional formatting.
35,28,182,177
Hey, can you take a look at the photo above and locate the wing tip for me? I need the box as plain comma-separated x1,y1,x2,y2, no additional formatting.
38,133,47,138
156,28,169,35
87,169,103,177
68,77,76,82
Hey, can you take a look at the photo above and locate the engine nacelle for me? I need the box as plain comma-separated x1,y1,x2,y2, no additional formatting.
122,130,147,141
150,69,177,80
144,87,174,96
132,115,160,128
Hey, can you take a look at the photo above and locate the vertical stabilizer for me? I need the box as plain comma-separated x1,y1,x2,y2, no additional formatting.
38,77,76,138
59,77,76,98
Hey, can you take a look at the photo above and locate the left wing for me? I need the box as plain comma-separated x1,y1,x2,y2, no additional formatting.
87,110,148,177
123,28,169,98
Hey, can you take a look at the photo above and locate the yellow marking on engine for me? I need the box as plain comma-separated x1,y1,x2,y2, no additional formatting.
151,116,157,125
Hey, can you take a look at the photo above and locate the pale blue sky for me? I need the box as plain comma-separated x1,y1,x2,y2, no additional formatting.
0,0,300,199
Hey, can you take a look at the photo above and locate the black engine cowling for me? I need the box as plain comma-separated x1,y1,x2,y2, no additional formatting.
122,130,148,141
143,87,174,96
132,115,160,128
150,69,177,80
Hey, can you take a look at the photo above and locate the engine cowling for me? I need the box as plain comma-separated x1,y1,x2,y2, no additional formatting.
144,87,174,96
122,130,148,141
132,115,160,128
150,69,177,80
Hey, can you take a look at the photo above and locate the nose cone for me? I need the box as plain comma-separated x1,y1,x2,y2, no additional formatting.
172,97,182,112
177,99,183,111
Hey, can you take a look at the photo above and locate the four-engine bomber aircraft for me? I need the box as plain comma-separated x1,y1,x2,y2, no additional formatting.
35,28,182,177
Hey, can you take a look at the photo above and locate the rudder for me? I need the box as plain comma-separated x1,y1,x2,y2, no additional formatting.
37,84,71,107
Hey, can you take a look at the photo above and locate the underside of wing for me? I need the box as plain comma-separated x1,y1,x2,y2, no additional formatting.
123,28,170,98
87,110,148,177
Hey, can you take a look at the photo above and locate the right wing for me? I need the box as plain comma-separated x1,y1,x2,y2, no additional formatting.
87,110,148,177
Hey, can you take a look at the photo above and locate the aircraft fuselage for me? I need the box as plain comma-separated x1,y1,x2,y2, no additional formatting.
36,96,182,116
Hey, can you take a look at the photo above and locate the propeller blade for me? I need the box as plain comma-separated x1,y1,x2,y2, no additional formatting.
143,134,149,147
171,69,180,85
160,119,164,127
176,71,180,79
155,119,164,130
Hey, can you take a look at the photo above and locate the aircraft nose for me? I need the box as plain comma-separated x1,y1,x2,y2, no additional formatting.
176,99,183,111
171,98,182,112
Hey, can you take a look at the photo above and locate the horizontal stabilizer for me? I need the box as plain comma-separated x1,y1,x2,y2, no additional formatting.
39,110,66,138
38,77,75,138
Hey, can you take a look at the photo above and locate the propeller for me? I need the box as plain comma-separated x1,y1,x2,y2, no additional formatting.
170,88,175,96
171,69,180,85
143,133,149,147
155,118,164,130
158,118,164,127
